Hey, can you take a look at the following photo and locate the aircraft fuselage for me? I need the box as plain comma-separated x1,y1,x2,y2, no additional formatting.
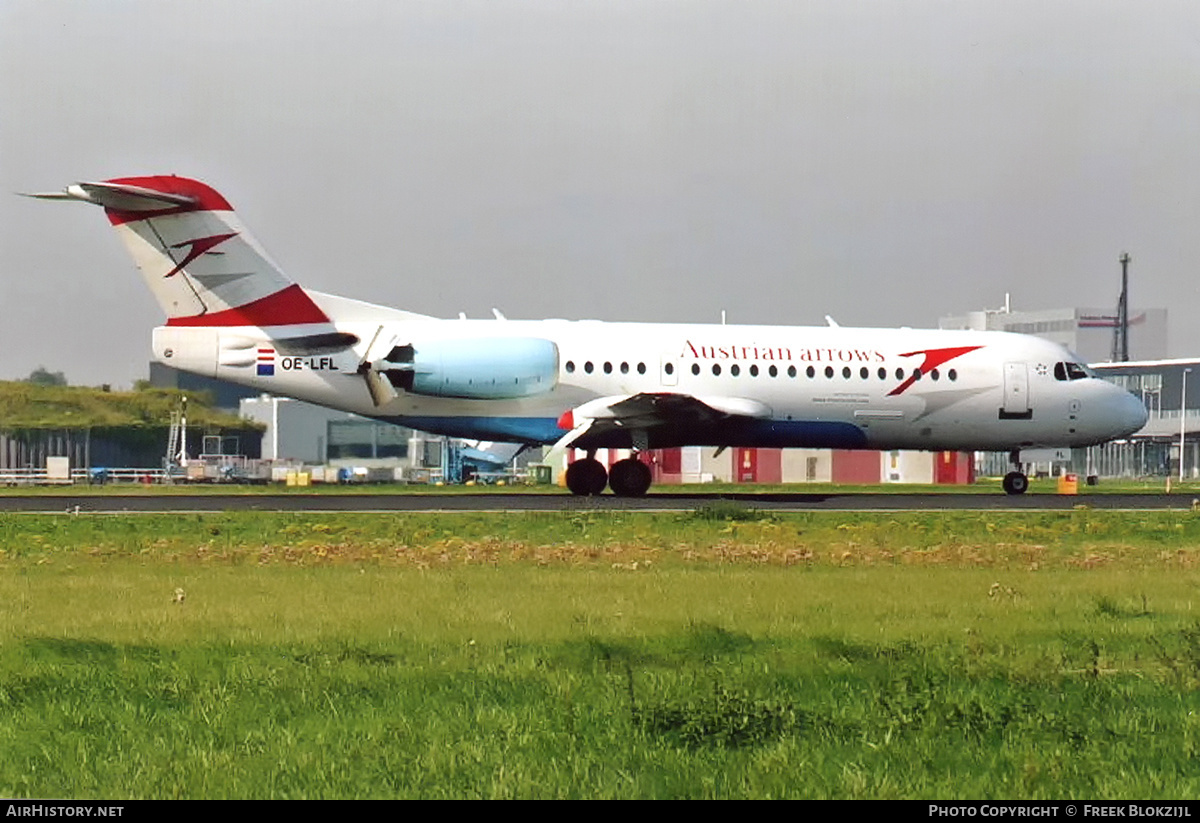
154,310,1148,454
32,174,1149,496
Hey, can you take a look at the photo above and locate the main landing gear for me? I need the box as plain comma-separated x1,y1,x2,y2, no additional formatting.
564,454,652,497
564,457,607,496
1002,449,1029,495
567,451,1033,497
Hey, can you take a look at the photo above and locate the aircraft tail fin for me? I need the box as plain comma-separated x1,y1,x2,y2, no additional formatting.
27,176,331,329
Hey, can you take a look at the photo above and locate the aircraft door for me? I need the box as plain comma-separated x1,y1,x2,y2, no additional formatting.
1001,362,1032,419
660,354,678,386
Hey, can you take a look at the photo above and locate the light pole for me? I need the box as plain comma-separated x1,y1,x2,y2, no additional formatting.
1181,368,1191,483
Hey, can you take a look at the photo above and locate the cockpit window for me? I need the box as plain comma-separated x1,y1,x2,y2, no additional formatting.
1053,361,1091,381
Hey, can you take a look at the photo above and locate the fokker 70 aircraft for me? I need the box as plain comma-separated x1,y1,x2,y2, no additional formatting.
29,176,1148,496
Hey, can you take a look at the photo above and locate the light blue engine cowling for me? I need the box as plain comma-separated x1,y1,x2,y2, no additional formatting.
405,337,559,399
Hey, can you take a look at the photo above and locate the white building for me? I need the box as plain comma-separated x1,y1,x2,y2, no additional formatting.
239,395,414,466
940,305,1167,364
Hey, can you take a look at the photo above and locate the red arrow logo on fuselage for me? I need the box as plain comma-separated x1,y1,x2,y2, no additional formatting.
163,232,238,278
887,345,983,396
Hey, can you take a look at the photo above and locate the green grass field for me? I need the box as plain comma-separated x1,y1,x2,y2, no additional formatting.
2,508,1199,798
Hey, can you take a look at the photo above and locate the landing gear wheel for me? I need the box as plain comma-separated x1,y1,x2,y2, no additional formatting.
1002,471,1029,495
565,458,608,496
609,458,652,497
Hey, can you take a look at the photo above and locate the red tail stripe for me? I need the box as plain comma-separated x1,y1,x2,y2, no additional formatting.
166,284,330,328
103,176,234,226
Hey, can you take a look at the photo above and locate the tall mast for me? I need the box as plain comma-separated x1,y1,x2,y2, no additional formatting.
1113,252,1130,362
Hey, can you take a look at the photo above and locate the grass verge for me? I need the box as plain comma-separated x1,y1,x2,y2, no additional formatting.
1,509,1198,798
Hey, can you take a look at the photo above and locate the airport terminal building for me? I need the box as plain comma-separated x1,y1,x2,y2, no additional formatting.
1086,358,1200,479
939,304,1169,364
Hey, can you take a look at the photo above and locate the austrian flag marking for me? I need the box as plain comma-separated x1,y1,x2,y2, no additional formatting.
257,348,275,376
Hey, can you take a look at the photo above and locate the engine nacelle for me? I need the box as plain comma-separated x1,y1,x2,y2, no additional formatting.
388,337,559,400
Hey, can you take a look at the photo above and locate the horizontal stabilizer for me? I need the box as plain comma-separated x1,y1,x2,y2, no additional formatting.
24,182,198,211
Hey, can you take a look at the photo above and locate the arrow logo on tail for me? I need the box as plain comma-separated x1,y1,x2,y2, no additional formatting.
163,232,238,278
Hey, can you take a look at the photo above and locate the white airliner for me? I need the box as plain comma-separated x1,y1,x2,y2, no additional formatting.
29,176,1148,496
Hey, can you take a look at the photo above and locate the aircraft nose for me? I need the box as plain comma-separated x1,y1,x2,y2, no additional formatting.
1111,388,1149,437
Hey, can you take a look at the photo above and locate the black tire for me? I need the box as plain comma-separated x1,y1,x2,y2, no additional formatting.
565,458,608,496
1002,471,1029,495
609,458,653,497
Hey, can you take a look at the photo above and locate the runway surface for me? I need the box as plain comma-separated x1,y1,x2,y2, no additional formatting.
0,491,1194,513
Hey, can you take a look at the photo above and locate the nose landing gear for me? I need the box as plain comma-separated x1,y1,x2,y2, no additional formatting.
1002,471,1029,495
1002,450,1029,495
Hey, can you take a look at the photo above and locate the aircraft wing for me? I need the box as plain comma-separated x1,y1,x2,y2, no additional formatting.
551,392,772,453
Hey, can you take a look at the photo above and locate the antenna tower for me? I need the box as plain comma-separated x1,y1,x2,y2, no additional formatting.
1112,253,1130,362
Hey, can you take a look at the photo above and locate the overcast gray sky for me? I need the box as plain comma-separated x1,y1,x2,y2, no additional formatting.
3,0,1199,387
